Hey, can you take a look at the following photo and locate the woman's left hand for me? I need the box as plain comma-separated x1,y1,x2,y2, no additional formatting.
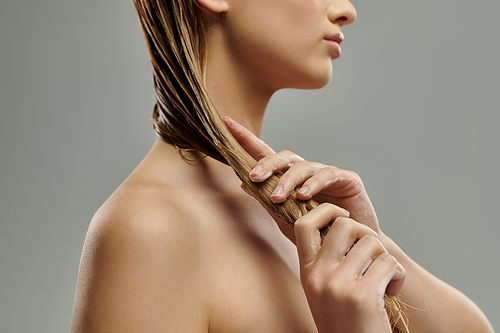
223,116,381,235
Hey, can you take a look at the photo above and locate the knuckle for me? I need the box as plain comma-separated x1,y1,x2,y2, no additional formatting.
323,166,339,178
296,161,321,178
289,160,309,174
319,203,345,219
304,267,378,311
317,202,336,211
332,216,356,231
357,234,380,247
305,270,349,302
256,156,273,167
294,216,313,232
308,161,323,171
303,270,326,296
348,170,364,186
294,160,309,168
347,169,360,179
377,252,398,267
325,282,367,309
279,150,304,161
279,149,293,157
357,223,378,238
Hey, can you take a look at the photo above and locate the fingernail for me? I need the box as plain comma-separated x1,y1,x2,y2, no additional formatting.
250,166,272,181
298,186,310,196
271,185,284,198
341,208,350,216
250,165,264,177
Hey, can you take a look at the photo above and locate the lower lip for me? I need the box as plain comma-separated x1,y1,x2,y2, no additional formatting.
324,40,341,58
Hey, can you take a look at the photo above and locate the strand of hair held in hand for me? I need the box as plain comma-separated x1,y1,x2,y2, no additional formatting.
133,0,408,331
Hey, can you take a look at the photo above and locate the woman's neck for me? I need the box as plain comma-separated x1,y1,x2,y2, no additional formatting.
205,30,275,137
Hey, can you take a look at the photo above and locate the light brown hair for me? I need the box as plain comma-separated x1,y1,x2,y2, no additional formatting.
133,0,407,330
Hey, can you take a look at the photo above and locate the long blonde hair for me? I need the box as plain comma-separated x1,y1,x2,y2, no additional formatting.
133,0,407,330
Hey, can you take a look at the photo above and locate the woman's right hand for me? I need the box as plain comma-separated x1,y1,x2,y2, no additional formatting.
294,203,406,333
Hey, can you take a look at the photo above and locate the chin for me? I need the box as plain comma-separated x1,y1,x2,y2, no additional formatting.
267,60,333,91
305,74,332,90
290,67,333,90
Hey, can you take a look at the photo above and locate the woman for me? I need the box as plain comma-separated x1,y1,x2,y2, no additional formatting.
71,0,493,332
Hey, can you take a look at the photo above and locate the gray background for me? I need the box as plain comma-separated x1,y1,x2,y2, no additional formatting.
1,0,498,332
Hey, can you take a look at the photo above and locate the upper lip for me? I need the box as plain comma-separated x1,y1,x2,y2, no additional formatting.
324,32,344,44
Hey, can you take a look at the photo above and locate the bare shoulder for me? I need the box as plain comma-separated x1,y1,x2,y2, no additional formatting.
88,181,201,250
71,182,210,333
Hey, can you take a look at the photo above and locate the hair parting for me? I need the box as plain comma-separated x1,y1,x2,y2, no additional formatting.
133,0,408,330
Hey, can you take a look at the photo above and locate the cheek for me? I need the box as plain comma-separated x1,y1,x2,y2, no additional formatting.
227,0,323,52
226,0,332,88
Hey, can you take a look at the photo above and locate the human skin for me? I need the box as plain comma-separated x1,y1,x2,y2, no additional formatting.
71,0,494,332
200,0,356,134
224,116,494,332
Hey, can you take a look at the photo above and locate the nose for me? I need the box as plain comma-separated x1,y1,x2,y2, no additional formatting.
327,0,357,26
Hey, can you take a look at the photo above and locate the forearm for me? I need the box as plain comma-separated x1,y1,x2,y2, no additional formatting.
381,234,493,333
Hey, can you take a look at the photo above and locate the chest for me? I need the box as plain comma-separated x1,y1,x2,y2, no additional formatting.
194,196,318,333
207,258,318,333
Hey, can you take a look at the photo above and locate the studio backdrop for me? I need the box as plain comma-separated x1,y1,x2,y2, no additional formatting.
1,0,499,332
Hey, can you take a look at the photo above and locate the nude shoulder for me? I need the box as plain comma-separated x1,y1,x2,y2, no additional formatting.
86,182,206,263
72,182,211,332
92,181,193,235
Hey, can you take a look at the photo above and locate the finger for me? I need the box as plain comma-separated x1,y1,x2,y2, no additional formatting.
317,217,378,266
361,253,406,297
297,167,363,200
339,235,387,279
297,166,341,200
223,116,275,160
294,204,350,268
270,161,323,203
249,150,305,182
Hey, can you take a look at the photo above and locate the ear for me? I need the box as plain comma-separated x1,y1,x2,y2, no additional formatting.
195,0,229,13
